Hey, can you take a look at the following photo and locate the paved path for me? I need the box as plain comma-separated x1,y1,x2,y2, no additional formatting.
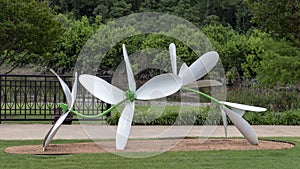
0,124,300,140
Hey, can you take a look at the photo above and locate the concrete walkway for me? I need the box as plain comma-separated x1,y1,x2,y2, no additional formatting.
0,124,300,140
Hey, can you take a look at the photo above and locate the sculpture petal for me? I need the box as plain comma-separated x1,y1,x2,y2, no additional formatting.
189,51,219,82
79,74,125,105
231,107,246,117
116,102,135,150
135,73,182,100
220,107,228,138
222,106,258,145
70,72,78,109
123,44,136,92
43,111,70,151
221,101,267,113
169,43,177,75
178,63,196,86
50,69,72,108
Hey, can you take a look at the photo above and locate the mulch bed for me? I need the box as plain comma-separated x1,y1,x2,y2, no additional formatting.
5,138,294,155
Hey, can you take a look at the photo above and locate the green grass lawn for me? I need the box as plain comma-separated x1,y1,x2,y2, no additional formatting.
1,138,300,169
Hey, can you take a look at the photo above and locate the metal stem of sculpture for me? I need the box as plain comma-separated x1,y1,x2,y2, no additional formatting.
59,98,128,118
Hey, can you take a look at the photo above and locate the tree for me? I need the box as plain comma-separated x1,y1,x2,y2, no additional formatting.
242,30,300,87
245,0,300,41
0,0,62,73
202,24,247,76
43,15,102,73
93,0,132,22
47,0,132,23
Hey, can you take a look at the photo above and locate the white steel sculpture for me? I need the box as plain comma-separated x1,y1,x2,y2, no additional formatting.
169,43,266,145
79,44,182,150
43,43,267,151
43,69,77,151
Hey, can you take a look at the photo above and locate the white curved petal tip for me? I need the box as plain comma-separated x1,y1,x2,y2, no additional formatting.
50,69,72,110
116,134,128,150
188,51,219,81
122,44,136,92
43,112,70,150
169,43,177,75
116,102,135,150
222,107,258,145
221,101,267,112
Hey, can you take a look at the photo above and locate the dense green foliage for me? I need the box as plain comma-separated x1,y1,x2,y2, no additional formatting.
227,87,300,112
48,0,253,31
1,138,300,169
106,105,300,125
42,15,102,73
203,24,300,86
43,0,299,87
0,0,62,73
246,0,300,41
0,0,299,114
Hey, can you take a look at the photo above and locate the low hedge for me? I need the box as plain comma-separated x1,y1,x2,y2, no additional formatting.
106,106,300,125
227,87,300,112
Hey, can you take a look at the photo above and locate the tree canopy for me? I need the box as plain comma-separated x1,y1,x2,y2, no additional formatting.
1,0,299,88
0,0,62,73
246,0,300,41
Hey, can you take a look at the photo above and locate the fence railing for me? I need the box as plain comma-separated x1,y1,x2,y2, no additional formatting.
0,74,112,123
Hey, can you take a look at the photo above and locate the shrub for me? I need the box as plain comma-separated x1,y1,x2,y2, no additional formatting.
227,87,300,112
107,106,300,126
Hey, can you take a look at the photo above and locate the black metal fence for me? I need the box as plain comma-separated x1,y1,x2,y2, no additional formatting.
0,74,112,123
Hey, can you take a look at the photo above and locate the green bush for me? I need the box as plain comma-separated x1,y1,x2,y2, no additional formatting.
243,109,300,125
227,87,300,111
106,106,211,125
106,106,300,126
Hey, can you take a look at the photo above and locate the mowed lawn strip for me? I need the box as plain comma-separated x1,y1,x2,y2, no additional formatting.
0,138,299,169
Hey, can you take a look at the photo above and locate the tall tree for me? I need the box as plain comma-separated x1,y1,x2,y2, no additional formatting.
246,0,300,41
92,0,132,22
43,15,102,73
0,0,62,73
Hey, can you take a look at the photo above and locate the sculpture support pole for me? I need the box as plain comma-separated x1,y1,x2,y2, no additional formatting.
59,98,129,119
60,87,226,119
181,87,224,106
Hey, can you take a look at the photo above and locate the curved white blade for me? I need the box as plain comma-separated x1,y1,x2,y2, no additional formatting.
123,44,136,92
70,72,78,109
222,106,258,145
231,107,245,117
178,63,196,86
220,107,228,138
221,101,267,112
79,74,125,105
116,102,135,150
135,73,182,100
50,69,72,108
189,51,219,81
186,80,223,88
43,111,70,151
169,43,177,75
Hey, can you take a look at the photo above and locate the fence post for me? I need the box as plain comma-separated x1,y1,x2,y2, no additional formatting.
0,75,1,124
